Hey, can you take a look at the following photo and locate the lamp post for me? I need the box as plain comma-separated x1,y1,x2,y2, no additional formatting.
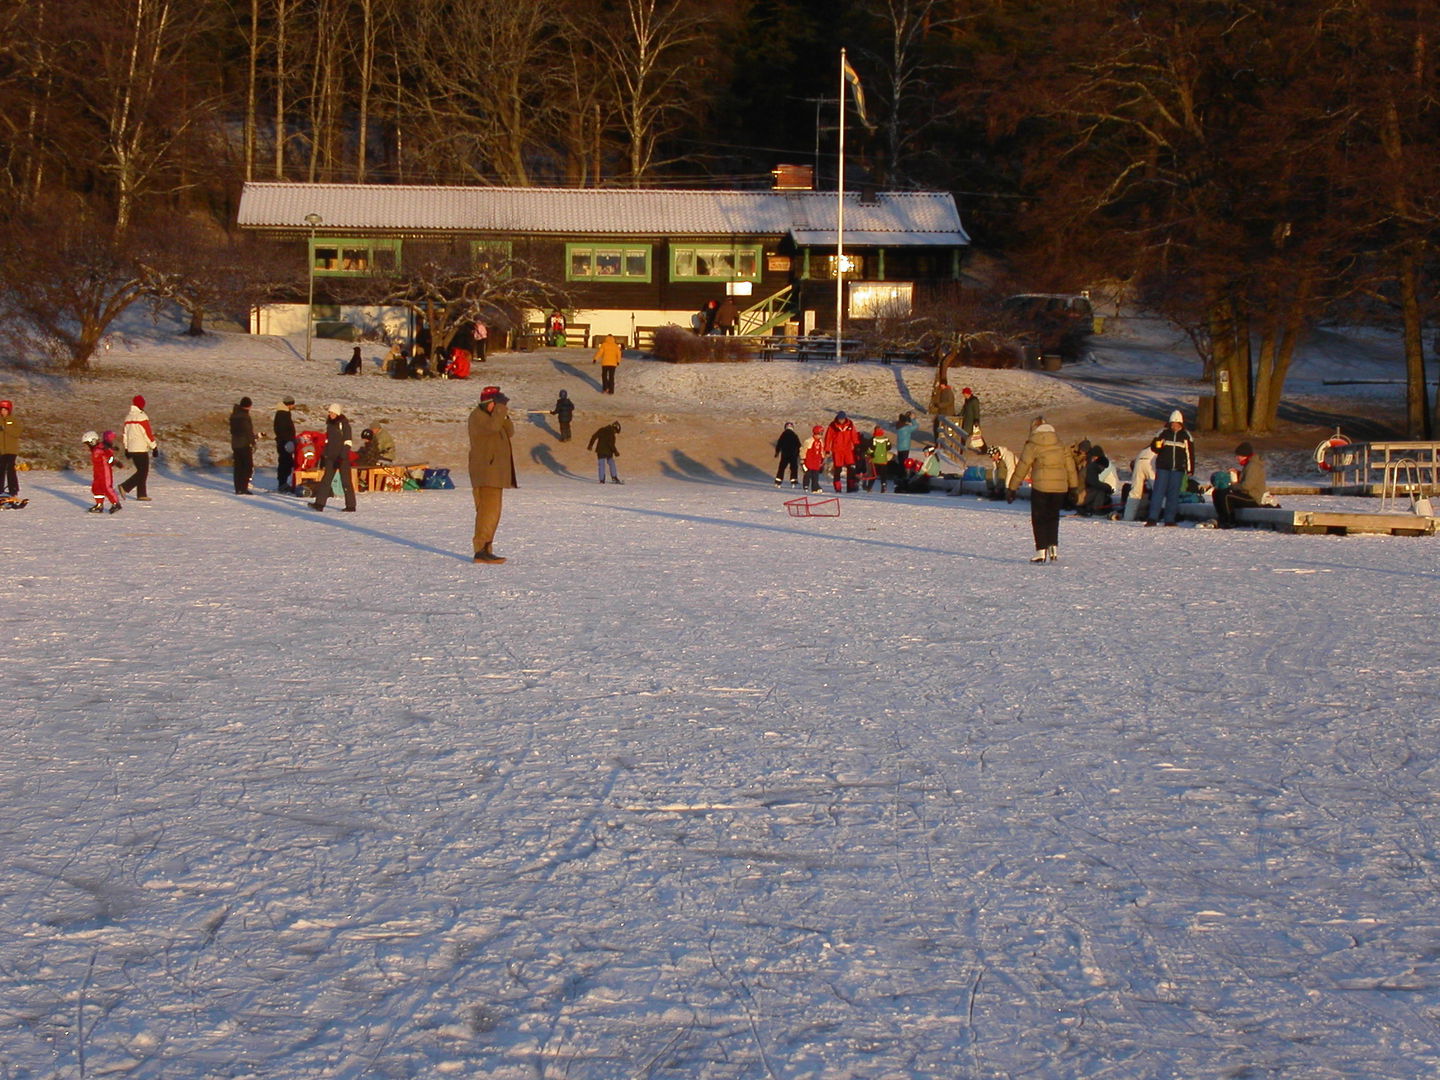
303,212,322,362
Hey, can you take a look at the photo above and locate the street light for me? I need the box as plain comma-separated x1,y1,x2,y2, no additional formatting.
303,212,322,362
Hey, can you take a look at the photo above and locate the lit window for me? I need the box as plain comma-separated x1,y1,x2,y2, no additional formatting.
566,244,651,282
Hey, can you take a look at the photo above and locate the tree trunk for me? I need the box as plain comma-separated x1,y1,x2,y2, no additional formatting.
1397,247,1429,438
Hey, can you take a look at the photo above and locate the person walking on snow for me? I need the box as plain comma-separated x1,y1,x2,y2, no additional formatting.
1006,420,1080,563
587,421,623,484
593,334,622,394
118,395,158,501
551,389,575,441
824,412,860,492
308,404,357,512
468,385,517,563
84,430,123,513
773,422,801,487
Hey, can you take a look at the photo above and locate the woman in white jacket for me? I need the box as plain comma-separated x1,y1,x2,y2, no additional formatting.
119,394,159,501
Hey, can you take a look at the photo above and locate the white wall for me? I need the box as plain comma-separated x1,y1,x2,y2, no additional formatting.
251,304,413,340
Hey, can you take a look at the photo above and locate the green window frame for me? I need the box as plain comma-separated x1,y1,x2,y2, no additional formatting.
311,237,400,276
566,243,652,282
670,243,763,283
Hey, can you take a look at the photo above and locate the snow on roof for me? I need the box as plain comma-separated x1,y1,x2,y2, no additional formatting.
236,182,971,246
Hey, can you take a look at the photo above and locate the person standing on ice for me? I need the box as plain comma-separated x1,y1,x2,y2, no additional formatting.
773,421,801,487
1145,408,1194,527
891,410,918,487
801,425,826,492
308,404,357,512
83,430,122,513
118,394,158,501
1007,420,1079,563
468,385,517,563
824,411,859,492
587,421,623,484
0,399,22,499
229,397,257,495
864,426,893,492
273,396,298,494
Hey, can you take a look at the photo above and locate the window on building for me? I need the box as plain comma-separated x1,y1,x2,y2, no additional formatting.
312,238,399,276
807,253,865,281
848,282,913,320
566,244,651,282
671,244,762,283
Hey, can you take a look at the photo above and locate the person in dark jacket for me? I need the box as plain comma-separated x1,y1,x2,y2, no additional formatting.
1145,409,1194,527
550,389,575,441
773,421,801,487
308,404,356,512
1079,444,1113,516
229,397,257,494
273,396,298,494
587,421,622,484
1214,441,1267,528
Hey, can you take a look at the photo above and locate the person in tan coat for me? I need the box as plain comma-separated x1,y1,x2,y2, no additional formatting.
1007,420,1080,563
467,385,517,563
593,334,622,394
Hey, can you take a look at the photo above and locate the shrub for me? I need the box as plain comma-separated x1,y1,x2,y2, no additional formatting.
651,324,754,363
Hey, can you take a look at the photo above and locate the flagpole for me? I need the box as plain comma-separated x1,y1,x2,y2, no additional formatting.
836,48,847,363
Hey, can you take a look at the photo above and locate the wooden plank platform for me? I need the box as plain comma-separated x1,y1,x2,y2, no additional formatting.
1234,506,1436,536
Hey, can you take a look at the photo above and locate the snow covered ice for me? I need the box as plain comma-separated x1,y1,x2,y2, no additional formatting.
4,458,1439,1078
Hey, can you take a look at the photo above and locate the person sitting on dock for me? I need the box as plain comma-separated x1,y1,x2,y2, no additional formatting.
1214,442,1266,528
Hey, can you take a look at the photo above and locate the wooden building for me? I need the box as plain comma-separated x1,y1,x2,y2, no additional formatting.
236,181,970,343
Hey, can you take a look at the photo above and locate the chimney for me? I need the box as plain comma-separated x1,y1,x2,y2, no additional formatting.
771,164,814,191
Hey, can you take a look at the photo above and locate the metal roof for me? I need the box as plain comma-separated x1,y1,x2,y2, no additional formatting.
236,182,970,247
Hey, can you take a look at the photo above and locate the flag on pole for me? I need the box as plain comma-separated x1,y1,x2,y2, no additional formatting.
842,55,874,131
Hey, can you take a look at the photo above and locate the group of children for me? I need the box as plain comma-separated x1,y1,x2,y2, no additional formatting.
774,410,944,495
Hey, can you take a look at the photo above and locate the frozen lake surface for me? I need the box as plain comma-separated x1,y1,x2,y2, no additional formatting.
3,468,1438,1079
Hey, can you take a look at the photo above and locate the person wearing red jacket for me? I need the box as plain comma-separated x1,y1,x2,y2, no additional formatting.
83,430,122,513
801,425,826,492
824,412,860,492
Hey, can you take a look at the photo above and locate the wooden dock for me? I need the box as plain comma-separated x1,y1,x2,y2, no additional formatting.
1233,507,1435,536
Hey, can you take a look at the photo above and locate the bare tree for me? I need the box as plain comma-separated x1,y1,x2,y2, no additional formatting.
357,245,571,349
71,0,222,238
0,219,151,371
580,0,721,184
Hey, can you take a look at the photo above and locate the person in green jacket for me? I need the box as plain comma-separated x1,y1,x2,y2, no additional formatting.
864,426,893,492
1214,442,1267,528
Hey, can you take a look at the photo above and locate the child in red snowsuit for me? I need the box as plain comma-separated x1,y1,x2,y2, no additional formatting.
85,430,122,513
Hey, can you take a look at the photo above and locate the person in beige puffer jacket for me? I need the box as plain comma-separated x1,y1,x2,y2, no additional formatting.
1007,420,1080,563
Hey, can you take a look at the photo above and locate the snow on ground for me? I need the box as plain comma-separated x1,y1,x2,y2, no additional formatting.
3,462,1438,1078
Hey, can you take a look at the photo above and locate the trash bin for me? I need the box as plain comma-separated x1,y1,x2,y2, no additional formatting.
1041,354,1063,372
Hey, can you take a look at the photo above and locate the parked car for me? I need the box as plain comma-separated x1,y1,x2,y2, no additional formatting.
1000,293,1095,360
